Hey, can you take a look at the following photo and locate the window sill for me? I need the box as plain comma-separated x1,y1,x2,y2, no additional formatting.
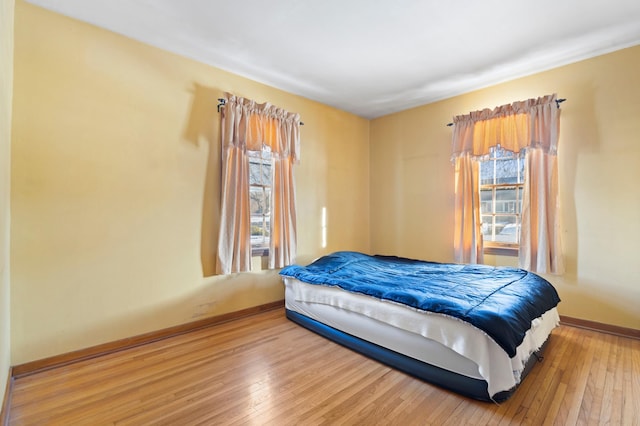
483,245,519,257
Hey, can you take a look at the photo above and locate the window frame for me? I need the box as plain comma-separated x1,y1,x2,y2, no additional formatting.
479,147,524,256
248,149,272,257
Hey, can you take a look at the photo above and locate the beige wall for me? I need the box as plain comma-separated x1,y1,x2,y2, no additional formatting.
11,1,370,364
1,0,14,403
371,46,640,330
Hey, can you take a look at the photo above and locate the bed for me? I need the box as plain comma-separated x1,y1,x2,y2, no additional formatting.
279,251,561,402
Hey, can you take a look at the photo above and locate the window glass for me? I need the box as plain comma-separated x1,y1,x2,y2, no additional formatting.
479,147,523,246
248,147,272,253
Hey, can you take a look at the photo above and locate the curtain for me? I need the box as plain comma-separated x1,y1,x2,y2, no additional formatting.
269,110,299,269
520,147,563,273
453,153,483,264
451,94,563,274
270,154,297,269
217,93,300,275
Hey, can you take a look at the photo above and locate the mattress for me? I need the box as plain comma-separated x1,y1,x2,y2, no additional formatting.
284,276,559,399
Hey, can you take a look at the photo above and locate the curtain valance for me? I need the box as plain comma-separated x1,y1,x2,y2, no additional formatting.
451,94,559,159
222,93,300,162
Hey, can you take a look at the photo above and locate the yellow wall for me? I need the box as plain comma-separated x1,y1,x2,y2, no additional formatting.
371,46,640,330
10,1,639,367
1,0,14,403
11,1,370,364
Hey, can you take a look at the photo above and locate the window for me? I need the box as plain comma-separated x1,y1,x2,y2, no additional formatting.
249,147,272,256
479,146,524,249
452,94,562,272
217,94,299,274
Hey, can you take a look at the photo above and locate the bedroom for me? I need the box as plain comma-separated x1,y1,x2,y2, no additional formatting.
1,0,639,423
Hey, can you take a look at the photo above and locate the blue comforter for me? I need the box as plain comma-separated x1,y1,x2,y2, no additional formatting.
280,251,560,357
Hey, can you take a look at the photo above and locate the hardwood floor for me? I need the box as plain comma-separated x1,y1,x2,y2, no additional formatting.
7,308,640,425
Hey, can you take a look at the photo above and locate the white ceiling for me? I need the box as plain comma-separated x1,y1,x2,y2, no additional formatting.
25,0,640,118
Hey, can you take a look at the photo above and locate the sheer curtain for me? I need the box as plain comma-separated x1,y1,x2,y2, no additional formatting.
217,93,300,274
451,94,563,274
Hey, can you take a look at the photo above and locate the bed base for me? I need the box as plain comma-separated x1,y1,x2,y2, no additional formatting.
286,309,548,402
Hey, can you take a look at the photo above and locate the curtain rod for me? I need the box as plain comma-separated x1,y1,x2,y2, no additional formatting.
217,98,304,126
445,98,566,127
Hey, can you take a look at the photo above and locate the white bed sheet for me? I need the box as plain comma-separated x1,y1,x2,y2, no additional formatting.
284,277,559,398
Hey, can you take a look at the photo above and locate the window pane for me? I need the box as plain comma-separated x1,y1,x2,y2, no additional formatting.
494,216,519,243
480,189,493,214
481,215,494,240
264,187,271,214
249,147,272,252
495,186,518,214
495,158,519,184
482,214,521,244
248,150,271,186
250,187,266,215
250,216,269,248
480,160,494,185
249,159,262,185
261,161,271,184
518,156,525,180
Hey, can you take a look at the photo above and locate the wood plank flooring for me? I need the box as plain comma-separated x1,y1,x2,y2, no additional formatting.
7,308,640,425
